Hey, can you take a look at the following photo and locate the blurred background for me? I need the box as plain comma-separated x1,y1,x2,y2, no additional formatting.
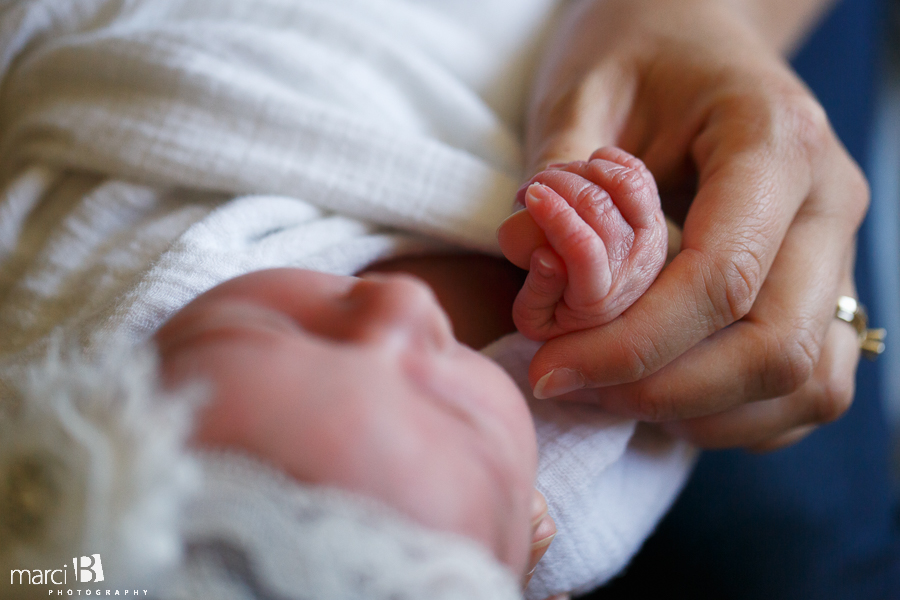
808,0,900,472
863,0,900,466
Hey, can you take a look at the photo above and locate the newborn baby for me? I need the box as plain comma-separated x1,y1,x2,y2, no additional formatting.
152,146,666,591
498,146,668,344
154,268,547,579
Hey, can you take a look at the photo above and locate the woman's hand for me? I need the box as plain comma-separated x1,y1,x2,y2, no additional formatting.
521,0,868,450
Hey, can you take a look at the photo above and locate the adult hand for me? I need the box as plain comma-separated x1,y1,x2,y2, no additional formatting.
519,0,868,450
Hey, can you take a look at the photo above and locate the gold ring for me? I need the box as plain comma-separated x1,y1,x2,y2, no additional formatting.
835,296,886,360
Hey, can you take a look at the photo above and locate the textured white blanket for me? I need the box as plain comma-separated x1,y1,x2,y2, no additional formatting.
0,1,694,597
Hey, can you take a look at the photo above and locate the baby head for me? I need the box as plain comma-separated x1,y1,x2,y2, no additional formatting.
154,268,537,572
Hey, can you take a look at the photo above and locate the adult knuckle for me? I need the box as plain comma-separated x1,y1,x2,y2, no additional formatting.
707,249,762,323
626,358,656,393
716,86,830,169
617,319,670,384
613,332,658,385
762,321,819,397
776,92,831,159
802,153,870,232
630,382,673,422
811,370,855,424
846,162,871,224
616,347,652,385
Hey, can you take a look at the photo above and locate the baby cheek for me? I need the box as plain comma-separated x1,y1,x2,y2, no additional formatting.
474,361,538,470
449,362,538,569
392,410,534,572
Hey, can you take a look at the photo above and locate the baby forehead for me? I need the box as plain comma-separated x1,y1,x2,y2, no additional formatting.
154,295,305,359
157,268,356,332
188,269,358,308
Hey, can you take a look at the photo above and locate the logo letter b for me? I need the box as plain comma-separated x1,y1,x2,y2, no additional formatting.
78,555,104,583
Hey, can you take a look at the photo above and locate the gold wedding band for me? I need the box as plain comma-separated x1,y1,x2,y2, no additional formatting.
835,296,886,360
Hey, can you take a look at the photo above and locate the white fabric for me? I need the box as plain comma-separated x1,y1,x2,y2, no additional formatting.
172,452,520,600
0,340,520,600
0,1,695,597
484,335,696,597
0,338,200,597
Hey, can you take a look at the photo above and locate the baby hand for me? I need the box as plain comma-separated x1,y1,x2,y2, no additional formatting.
498,147,667,341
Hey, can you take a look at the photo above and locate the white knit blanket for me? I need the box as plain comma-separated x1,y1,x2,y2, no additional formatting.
0,1,694,597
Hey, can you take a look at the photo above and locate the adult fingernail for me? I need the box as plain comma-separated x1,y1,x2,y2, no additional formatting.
533,368,585,399
546,162,567,169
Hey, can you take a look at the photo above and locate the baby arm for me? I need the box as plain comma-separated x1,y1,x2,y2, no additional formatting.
498,147,668,341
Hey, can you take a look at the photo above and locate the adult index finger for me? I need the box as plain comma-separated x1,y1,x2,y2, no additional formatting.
552,192,861,421
576,144,868,421
528,98,843,399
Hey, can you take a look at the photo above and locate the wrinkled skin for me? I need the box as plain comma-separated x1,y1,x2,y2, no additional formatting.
515,0,867,450
498,146,667,341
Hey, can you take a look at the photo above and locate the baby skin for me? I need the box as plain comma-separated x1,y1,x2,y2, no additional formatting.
154,268,555,581
498,147,668,341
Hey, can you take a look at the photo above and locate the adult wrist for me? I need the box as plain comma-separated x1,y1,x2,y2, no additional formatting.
564,0,831,54
722,0,837,54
